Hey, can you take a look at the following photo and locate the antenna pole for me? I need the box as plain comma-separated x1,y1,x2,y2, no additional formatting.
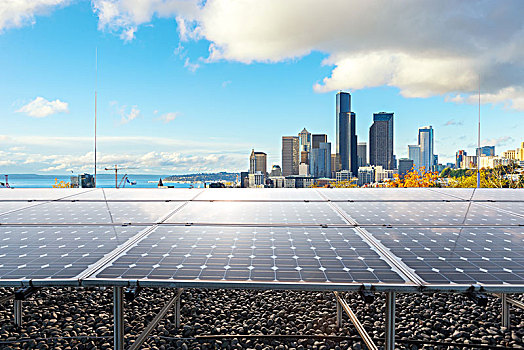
94,48,98,188
477,75,481,188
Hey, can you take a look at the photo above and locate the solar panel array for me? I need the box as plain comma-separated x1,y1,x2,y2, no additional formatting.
0,188,522,291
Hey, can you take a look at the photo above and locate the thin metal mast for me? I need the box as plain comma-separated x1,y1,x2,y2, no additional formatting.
477,75,481,188
94,48,98,187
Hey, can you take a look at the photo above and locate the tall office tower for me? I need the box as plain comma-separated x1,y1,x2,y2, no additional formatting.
311,134,327,149
310,142,331,178
357,142,367,168
249,149,267,175
369,112,394,169
456,150,467,169
476,146,495,157
418,126,434,172
336,92,358,175
299,128,311,152
282,136,299,176
408,145,421,171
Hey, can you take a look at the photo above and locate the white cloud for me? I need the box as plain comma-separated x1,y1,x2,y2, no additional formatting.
481,136,514,148
183,57,199,72
443,119,463,127
0,0,68,32
110,102,141,124
92,0,524,111
16,96,69,118
121,106,140,124
159,112,179,123
15,150,244,173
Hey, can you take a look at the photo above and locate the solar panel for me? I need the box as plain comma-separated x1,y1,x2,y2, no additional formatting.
0,225,145,281
0,202,113,224
92,226,407,285
316,188,470,201
471,188,524,201
481,202,524,217
165,201,347,225
0,188,94,201
197,188,324,201
102,188,202,201
106,202,185,223
366,226,524,285
335,201,524,226
0,202,44,216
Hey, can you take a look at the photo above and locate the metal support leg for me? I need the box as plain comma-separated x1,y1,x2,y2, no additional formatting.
13,300,22,326
175,288,182,328
501,293,510,330
385,292,395,350
113,286,124,350
336,299,342,328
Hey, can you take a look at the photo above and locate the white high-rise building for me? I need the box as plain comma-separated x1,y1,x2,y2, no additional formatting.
408,145,421,172
418,126,434,172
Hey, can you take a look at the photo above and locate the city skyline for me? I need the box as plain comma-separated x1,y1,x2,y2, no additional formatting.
1,1,523,174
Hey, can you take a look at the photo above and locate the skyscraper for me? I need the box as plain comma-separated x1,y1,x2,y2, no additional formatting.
310,142,331,178
418,126,434,172
369,112,394,170
336,92,358,176
357,142,367,168
408,145,421,171
249,149,267,174
282,136,299,176
298,128,311,152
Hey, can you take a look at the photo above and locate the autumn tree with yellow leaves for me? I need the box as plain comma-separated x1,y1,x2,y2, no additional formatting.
52,178,71,188
388,167,440,188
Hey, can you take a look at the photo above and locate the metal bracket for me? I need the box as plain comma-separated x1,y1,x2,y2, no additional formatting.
125,286,142,302
14,286,39,300
359,284,375,304
466,285,488,306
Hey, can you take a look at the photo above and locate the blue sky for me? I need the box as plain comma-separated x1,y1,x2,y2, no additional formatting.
1,0,523,174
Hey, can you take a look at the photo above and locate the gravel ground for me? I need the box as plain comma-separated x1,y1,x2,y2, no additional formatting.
0,287,522,350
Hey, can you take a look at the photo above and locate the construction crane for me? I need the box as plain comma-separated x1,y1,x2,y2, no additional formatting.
104,165,138,188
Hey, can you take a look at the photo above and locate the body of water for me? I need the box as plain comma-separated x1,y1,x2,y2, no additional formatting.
1,174,204,189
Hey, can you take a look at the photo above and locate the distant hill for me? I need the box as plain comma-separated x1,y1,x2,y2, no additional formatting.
164,172,239,182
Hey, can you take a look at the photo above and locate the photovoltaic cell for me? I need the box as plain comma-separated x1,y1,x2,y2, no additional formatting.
197,188,324,201
102,188,202,201
165,201,347,225
0,226,145,280
471,189,524,201
0,188,94,201
94,226,407,284
316,188,470,201
0,202,44,216
0,202,113,224
335,202,524,226
106,202,185,223
366,227,524,284
482,202,524,217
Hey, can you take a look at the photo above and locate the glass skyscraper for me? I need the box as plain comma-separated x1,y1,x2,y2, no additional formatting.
369,112,394,169
418,126,434,172
336,92,357,176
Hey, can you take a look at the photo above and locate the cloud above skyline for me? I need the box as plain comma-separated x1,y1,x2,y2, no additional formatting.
3,1,524,110
0,0,69,32
16,96,69,118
